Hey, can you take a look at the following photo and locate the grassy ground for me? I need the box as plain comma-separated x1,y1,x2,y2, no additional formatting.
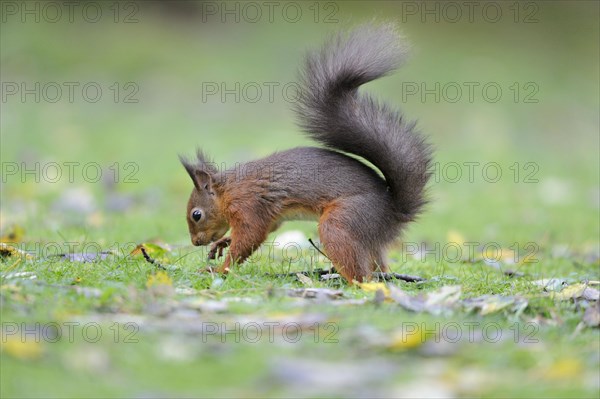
1,1,599,398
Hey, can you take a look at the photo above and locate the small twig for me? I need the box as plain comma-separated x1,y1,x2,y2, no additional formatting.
308,238,330,260
372,272,426,283
140,247,166,270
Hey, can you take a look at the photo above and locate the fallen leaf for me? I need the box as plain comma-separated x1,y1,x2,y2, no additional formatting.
181,298,228,313
296,273,313,287
388,285,427,312
373,289,386,305
542,358,584,380
463,295,528,316
85,211,104,227
130,242,170,263
285,288,343,300
388,325,428,350
481,247,517,265
320,273,340,281
52,251,113,263
146,271,173,288
583,302,600,327
552,284,600,301
146,271,174,297
532,278,569,292
424,286,462,309
582,287,600,301
1,337,43,360
0,243,33,259
447,230,466,246
0,225,25,243
388,285,461,315
131,242,170,257
359,282,390,299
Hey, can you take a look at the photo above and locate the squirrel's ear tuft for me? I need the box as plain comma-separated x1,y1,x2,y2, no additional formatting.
179,154,193,174
180,149,219,191
180,154,201,190
180,153,217,192
195,148,218,175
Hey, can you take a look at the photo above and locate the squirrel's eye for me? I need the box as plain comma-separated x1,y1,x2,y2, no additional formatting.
191,209,203,222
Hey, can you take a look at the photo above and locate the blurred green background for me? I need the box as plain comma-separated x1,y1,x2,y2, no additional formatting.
1,1,599,397
1,0,598,247
1,1,599,250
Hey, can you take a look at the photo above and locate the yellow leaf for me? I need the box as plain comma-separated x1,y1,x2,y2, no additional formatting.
359,282,390,298
0,243,33,260
131,243,169,257
131,243,171,265
388,326,427,350
479,300,513,315
0,225,25,243
447,230,466,246
146,271,173,288
552,284,587,300
1,337,43,360
85,211,104,227
543,358,583,380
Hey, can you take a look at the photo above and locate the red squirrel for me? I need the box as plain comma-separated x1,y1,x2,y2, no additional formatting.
180,24,432,284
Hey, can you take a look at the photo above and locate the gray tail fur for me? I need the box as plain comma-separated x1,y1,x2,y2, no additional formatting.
294,23,432,221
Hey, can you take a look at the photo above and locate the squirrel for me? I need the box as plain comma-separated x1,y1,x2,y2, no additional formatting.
180,23,432,284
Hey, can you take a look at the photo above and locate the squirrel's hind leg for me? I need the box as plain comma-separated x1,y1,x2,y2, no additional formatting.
318,205,372,284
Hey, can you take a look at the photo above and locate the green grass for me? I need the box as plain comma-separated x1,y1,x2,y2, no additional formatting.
1,2,599,398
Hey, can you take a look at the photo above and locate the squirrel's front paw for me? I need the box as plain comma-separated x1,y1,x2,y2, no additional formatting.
198,265,230,275
207,237,232,260
199,266,216,274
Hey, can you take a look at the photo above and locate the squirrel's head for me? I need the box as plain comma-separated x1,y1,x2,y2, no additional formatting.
180,152,229,246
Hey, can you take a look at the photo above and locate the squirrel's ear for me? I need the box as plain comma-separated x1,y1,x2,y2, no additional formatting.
194,170,212,191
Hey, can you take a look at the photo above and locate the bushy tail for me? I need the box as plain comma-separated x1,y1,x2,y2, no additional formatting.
295,23,432,221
